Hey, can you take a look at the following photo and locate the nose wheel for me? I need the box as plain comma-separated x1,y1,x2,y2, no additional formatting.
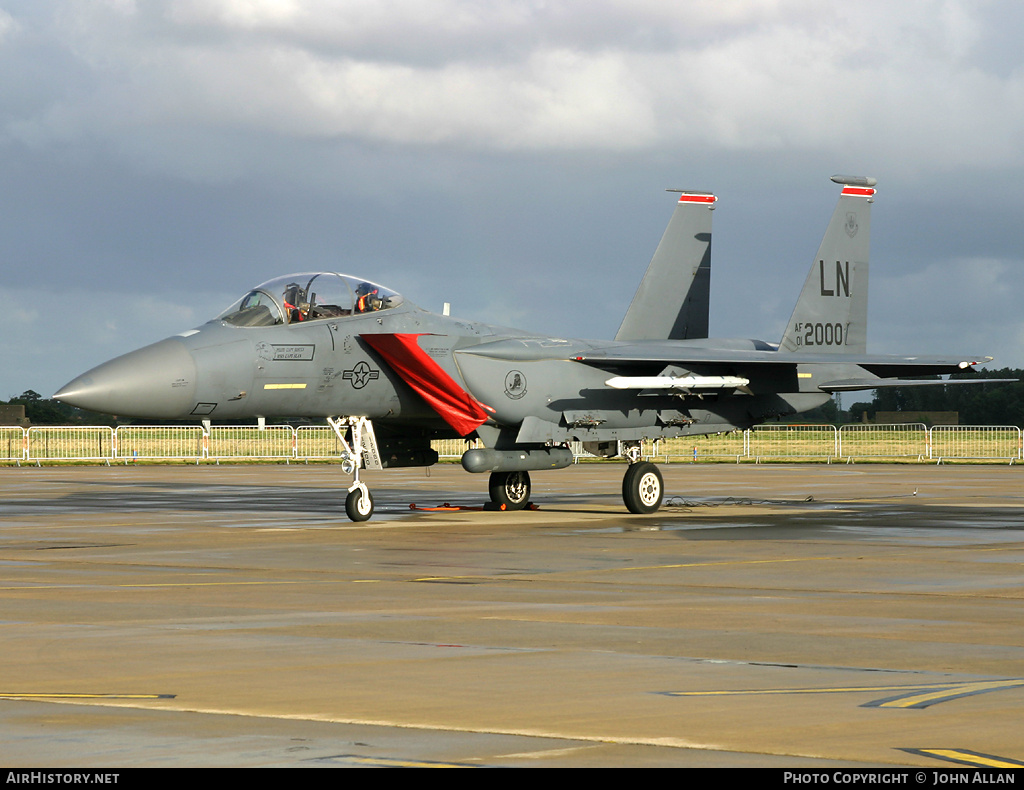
345,484,375,522
622,462,664,514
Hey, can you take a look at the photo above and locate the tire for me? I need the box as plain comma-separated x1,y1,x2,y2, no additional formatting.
345,487,374,522
488,470,531,510
622,462,664,514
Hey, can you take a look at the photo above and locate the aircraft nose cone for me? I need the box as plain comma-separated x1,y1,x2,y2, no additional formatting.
54,338,197,419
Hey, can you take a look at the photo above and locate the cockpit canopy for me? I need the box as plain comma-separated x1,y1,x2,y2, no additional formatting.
217,273,404,327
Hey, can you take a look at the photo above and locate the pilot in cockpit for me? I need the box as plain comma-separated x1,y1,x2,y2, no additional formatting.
354,282,383,313
282,283,309,322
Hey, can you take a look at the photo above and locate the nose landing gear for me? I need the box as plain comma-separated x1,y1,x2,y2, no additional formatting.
345,485,375,521
328,416,382,522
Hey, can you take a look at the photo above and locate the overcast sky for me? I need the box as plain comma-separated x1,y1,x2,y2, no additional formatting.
3,0,1024,399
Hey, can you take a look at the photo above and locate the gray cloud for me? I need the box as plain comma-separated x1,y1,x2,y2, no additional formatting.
8,1,1024,165
2,1,1023,399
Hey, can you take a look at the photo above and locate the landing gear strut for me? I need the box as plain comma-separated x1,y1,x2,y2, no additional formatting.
328,416,382,522
489,470,532,510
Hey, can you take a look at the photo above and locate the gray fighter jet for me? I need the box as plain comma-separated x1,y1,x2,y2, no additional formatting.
55,176,996,521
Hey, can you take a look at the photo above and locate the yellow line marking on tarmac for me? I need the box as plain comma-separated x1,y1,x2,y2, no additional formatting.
0,580,387,591
664,679,1024,709
0,695,729,753
0,559,821,591
0,547,950,592
871,680,1024,709
0,693,173,700
666,683,958,697
904,748,1024,768
0,581,303,591
617,557,836,572
495,745,605,760
323,755,474,768
410,556,838,583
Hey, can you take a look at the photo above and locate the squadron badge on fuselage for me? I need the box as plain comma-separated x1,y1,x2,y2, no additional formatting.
504,370,527,400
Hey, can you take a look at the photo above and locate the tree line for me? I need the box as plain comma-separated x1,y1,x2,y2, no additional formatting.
805,368,1024,426
2,390,118,426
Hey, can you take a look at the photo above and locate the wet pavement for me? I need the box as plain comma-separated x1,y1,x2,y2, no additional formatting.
1,462,1023,767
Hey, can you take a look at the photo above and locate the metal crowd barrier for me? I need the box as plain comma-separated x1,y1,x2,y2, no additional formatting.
432,438,480,458
1,427,25,462
749,425,838,462
928,425,1021,464
837,423,929,462
653,432,747,463
117,426,206,461
651,424,1022,465
1,424,1022,464
295,425,345,459
208,425,295,459
26,426,116,462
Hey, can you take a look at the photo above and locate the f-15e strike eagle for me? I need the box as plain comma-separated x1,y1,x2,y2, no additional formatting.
55,176,998,521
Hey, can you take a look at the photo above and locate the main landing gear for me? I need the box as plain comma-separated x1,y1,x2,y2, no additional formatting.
622,461,664,514
619,442,664,514
488,470,532,510
487,460,665,515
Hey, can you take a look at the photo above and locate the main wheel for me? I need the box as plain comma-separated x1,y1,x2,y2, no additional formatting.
345,487,374,522
622,462,664,514
488,470,532,510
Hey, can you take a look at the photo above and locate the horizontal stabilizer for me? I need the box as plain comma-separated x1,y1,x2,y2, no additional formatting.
606,375,750,391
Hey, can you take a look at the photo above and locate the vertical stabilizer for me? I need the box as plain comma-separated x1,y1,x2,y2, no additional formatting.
778,176,875,354
615,191,716,341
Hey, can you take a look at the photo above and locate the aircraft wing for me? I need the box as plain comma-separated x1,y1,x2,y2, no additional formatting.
571,346,1006,391
815,377,1018,392
573,345,991,374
